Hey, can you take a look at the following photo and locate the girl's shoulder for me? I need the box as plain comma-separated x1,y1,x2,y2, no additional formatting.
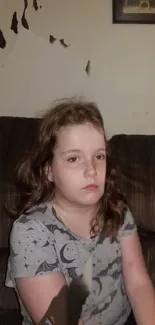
17,201,53,221
12,202,61,237
7,202,62,282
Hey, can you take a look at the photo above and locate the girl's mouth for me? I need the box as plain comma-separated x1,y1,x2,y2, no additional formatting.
84,184,98,190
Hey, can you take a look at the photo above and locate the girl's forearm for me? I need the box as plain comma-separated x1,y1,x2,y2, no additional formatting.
129,281,155,325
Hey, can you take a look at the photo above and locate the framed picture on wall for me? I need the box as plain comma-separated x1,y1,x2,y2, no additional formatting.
113,0,155,24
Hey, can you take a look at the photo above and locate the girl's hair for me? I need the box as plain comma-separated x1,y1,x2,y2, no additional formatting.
9,99,127,240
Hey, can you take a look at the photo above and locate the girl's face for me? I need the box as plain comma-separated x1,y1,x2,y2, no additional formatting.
48,123,106,209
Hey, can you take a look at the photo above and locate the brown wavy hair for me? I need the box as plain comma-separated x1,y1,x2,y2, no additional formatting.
9,99,127,240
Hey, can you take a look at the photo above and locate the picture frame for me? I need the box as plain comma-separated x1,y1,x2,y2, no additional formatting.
113,0,155,24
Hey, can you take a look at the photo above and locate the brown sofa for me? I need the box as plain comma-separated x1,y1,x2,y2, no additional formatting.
0,116,155,324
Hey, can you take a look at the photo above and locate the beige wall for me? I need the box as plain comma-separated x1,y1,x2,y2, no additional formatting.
0,1,155,137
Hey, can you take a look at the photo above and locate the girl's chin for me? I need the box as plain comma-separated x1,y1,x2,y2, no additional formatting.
76,196,103,207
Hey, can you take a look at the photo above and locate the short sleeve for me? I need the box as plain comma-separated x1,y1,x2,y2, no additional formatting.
8,217,61,279
118,209,137,239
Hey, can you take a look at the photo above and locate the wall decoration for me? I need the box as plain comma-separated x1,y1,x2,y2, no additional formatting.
11,12,18,34
0,29,6,49
85,60,91,76
113,0,155,24
0,1,72,51
0,0,43,51
59,38,71,48
21,0,29,29
49,34,56,44
49,35,72,47
33,0,39,11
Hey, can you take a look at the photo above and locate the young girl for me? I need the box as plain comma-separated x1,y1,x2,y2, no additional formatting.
5,100,155,325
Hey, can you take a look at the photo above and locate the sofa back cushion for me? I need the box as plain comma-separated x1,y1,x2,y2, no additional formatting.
109,134,155,286
0,116,40,248
109,134,155,232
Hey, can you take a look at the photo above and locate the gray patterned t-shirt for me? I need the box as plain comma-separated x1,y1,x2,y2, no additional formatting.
5,202,137,325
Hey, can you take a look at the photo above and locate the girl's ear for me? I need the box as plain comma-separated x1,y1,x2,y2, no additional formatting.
45,165,53,182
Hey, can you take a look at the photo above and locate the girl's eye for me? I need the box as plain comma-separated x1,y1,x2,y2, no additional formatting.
67,157,79,163
95,154,105,160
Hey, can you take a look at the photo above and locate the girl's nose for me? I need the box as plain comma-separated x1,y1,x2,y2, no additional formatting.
84,160,97,178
